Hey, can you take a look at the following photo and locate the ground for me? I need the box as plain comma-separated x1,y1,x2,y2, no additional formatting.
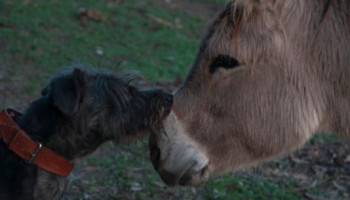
0,0,349,199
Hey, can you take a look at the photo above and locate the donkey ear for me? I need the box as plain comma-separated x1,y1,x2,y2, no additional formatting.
51,69,86,116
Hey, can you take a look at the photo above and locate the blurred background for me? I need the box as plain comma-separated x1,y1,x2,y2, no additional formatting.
0,0,349,199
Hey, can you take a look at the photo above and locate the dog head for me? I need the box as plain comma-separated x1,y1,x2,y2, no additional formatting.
16,67,173,159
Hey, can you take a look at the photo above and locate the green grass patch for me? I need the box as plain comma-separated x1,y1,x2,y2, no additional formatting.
311,131,340,142
204,174,301,200
78,141,305,200
0,0,207,94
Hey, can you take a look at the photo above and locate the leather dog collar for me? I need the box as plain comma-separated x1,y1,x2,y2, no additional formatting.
0,108,74,176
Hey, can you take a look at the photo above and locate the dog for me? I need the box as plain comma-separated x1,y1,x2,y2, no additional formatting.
0,67,173,200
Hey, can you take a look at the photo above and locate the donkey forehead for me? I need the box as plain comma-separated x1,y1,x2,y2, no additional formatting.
203,3,287,63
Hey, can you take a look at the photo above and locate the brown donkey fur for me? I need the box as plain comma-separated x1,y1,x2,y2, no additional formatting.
149,0,350,186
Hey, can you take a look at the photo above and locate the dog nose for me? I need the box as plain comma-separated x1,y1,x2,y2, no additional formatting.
143,89,172,102
163,92,173,104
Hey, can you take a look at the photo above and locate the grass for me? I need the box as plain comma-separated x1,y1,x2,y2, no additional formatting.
71,141,304,200
204,174,301,200
0,0,333,199
0,0,208,95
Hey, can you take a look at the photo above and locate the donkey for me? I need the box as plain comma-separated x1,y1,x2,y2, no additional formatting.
0,67,172,200
149,0,350,186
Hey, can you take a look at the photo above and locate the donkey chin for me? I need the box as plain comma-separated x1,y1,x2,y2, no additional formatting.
150,112,210,186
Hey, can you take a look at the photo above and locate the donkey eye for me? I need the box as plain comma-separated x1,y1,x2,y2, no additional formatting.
209,55,240,74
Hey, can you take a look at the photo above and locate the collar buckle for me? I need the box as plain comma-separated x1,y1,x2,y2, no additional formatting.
28,142,43,163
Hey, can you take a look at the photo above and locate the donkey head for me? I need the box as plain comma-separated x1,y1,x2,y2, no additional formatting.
149,0,349,186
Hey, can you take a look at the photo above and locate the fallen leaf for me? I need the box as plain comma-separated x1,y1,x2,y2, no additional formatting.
289,154,310,164
78,8,105,27
87,9,104,21
333,181,346,191
149,14,183,29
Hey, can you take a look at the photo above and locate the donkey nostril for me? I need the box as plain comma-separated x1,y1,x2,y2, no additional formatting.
151,145,161,170
200,166,209,177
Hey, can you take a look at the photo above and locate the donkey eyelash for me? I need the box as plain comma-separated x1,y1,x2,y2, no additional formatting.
209,55,240,74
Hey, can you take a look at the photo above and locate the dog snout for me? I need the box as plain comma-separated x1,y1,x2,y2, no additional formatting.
146,89,173,107
160,92,173,116
142,89,173,118
163,92,173,104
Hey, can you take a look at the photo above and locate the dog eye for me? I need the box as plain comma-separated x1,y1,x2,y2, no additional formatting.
209,55,240,74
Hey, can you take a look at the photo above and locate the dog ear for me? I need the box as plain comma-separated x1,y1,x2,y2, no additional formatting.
51,68,86,116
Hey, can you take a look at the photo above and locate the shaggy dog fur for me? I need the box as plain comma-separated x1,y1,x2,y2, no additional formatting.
0,67,172,200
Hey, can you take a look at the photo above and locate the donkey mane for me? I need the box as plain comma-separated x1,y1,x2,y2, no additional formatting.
231,0,350,40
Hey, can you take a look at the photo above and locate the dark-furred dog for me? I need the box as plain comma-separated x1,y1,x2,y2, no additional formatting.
0,67,172,200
